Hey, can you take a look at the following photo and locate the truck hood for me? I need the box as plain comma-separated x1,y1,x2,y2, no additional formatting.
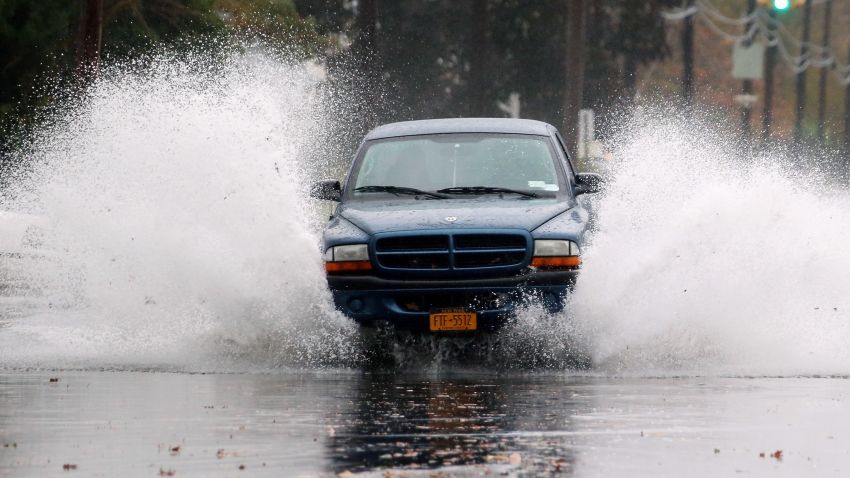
337,199,571,235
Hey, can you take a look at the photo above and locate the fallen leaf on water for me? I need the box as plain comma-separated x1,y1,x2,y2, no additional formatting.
771,450,783,461
159,468,175,476
551,458,570,472
216,449,238,459
62,463,77,471
170,446,181,455
49,378,59,383
238,464,245,470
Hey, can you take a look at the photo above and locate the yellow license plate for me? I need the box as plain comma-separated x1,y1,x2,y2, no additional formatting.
429,309,477,331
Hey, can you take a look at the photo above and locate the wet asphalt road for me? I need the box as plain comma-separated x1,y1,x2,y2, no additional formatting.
1,370,849,477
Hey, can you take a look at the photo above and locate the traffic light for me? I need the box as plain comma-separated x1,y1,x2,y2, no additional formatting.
773,0,791,11
757,0,803,10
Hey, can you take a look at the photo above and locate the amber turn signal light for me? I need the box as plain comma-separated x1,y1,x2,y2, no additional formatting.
530,256,581,269
325,260,373,273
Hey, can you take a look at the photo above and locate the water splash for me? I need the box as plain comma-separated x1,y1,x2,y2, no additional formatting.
3,48,849,376
0,47,361,370
571,113,850,376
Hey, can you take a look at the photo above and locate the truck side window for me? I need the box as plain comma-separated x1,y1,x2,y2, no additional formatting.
553,131,577,180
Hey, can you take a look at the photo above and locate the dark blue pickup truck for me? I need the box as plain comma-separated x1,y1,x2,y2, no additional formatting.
311,118,601,333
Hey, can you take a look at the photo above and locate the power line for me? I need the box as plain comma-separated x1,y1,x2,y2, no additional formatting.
662,0,850,86
697,0,756,26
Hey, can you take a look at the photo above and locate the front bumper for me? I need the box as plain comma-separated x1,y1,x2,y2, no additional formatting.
327,271,577,331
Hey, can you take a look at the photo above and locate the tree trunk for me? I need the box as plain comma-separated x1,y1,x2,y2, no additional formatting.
468,0,491,116
623,54,637,106
357,0,379,74
793,0,812,146
740,0,756,146
762,8,777,143
355,0,381,127
816,0,832,143
682,0,694,110
75,0,103,83
563,0,586,154
844,9,850,175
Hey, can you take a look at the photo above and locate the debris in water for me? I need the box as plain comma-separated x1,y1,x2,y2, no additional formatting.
551,458,570,471
169,445,180,455
159,468,175,477
62,463,77,471
216,449,238,459
714,448,720,454
238,464,245,470
771,450,783,461
49,378,59,383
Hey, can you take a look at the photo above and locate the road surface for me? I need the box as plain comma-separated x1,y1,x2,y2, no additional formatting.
2,370,848,477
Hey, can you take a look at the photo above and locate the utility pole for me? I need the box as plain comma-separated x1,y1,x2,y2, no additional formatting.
816,0,832,143
563,0,587,153
794,0,812,145
762,7,777,143
845,12,850,171
682,0,695,111
75,0,103,83
740,0,757,143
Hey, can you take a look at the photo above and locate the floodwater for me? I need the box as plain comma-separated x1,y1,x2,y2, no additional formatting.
2,370,849,477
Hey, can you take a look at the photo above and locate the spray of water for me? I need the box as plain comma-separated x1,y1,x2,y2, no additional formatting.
0,46,361,370
570,113,850,376
2,45,849,375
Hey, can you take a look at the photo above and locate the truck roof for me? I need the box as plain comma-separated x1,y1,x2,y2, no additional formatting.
364,118,553,140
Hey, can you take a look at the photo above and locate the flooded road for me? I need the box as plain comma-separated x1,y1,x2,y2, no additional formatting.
2,370,848,477
3,49,850,478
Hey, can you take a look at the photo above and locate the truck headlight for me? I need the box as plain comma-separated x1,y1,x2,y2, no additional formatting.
531,240,581,269
324,244,372,273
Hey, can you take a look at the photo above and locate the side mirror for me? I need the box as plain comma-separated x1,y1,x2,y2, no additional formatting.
575,172,603,195
310,179,342,201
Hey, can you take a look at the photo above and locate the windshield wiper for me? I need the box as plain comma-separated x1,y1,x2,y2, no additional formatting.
436,186,540,199
353,185,448,199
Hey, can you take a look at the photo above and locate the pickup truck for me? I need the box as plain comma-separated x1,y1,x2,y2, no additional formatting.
310,118,601,333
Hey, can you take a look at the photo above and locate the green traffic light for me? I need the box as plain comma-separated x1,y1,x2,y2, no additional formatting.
773,0,791,10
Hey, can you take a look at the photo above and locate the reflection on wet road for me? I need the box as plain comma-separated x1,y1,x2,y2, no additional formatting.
1,371,848,477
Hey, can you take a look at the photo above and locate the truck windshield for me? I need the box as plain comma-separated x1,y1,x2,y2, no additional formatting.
350,134,563,199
